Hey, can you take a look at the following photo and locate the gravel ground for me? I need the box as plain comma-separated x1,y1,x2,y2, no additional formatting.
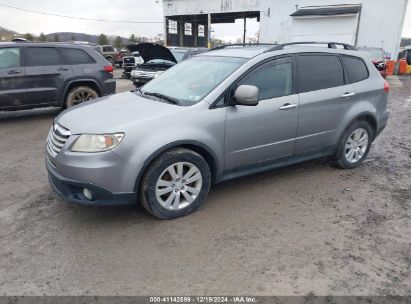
0,75,410,296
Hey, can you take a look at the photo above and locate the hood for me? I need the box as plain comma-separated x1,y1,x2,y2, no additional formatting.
126,43,177,64
56,91,181,134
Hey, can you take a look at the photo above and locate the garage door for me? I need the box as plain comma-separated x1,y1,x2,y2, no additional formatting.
292,15,358,45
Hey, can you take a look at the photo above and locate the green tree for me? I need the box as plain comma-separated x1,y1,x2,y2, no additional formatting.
129,34,138,43
98,33,109,45
71,34,76,41
113,35,123,49
54,34,60,42
23,33,33,41
38,32,47,42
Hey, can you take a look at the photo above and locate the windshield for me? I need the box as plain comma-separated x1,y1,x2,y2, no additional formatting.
360,48,383,60
170,50,186,62
141,56,247,106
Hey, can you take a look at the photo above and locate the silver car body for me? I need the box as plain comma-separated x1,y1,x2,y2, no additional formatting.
46,46,389,205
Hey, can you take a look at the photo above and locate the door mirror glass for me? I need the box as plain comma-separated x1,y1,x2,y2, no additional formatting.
234,85,259,106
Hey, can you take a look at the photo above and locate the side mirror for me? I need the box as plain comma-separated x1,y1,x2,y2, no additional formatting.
233,85,259,106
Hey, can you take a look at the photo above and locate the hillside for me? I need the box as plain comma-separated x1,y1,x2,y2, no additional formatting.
0,26,17,40
46,32,131,44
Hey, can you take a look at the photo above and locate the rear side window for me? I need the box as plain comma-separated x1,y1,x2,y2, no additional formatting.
342,56,369,83
60,48,95,64
0,48,20,69
297,55,345,93
240,58,293,100
26,47,60,66
103,46,114,52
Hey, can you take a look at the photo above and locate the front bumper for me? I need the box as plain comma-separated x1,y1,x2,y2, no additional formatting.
45,145,141,206
47,158,135,205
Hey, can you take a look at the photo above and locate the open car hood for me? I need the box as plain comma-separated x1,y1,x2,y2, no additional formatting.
126,43,177,64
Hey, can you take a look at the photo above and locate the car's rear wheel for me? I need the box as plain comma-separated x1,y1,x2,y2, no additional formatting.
139,148,211,219
106,57,115,66
331,120,373,169
65,86,99,108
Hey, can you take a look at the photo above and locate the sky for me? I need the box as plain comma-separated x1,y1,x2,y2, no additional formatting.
0,0,409,40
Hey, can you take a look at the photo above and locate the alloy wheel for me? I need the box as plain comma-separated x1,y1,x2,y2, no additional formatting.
72,90,98,105
345,128,369,163
155,162,203,211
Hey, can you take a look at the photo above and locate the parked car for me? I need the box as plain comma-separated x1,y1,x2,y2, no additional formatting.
98,45,118,66
46,42,389,219
128,43,206,86
358,47,388,78
398,48,411,65
122,51,144,79
0,42,116,111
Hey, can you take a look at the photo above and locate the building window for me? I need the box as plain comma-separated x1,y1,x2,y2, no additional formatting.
198,25,205,37
168,20,178,34
184,23,192,36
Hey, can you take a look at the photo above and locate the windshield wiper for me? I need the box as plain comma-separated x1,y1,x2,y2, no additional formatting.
143,91,180,105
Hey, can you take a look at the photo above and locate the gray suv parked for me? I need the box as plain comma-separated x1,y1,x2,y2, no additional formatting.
46,42,389,219
0,42,116,111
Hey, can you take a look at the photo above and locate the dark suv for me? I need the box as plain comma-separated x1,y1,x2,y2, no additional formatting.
0,42,116,111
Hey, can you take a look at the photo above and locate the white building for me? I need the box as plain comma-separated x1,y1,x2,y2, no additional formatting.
163,0,408,58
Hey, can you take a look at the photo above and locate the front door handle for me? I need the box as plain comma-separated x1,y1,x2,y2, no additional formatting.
342,92,356,98
57,67,70,71
7,69,22,75
279,103,298,110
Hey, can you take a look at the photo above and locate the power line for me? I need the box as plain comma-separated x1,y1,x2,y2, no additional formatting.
0,2,164,24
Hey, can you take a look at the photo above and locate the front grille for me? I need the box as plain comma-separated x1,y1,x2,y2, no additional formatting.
123,57,135,64
47,123,70,157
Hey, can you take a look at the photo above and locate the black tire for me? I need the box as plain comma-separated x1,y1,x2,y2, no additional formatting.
331,120,373,169
65,86,99,108
106,57,115,66
139,148,211,219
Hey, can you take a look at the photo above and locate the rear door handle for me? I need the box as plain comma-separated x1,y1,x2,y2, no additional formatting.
57,67,70,71
279,103,298,110
342,92,356,98
7,69,22,75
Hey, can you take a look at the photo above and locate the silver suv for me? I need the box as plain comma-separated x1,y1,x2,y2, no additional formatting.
46,42,390,219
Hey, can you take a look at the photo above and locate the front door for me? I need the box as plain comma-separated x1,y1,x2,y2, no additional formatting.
225,57,299,170
0,47,26,109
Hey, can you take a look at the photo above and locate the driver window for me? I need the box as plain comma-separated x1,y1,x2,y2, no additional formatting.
239,59,293,100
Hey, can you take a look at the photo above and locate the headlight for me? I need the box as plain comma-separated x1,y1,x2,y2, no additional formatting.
154,71,164,78
71,133,124,152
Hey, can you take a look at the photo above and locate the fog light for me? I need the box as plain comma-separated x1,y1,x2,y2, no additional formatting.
82,188,93,200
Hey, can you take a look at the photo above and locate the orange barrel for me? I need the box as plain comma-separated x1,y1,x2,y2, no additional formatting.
398,59,408,75
386,60,395,76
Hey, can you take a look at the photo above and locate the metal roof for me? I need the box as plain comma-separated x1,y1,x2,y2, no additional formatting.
290,5,361,17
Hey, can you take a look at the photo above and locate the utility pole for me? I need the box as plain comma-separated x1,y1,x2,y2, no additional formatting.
243,14,247,45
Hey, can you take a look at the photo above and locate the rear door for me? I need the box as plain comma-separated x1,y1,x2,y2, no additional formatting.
295,53,356,153
0,47,26,109
24,46,73,107
225,56,299,170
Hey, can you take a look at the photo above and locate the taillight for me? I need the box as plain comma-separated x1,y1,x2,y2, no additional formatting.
104,66,113,73
384,80,390,93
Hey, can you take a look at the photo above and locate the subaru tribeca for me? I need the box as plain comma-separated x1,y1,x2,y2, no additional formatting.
46,42,390,219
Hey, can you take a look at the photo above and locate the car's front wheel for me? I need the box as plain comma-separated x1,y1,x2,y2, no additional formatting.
139,148,211,219
331,120,373,169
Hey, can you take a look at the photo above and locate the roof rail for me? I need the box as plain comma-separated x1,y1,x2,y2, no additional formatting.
264,42,357,52
210,43,277,51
